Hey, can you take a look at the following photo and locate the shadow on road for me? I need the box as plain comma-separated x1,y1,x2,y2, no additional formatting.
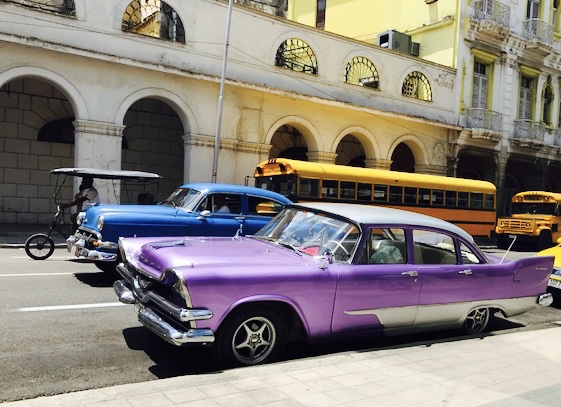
120,313,529,380
73,270,118,287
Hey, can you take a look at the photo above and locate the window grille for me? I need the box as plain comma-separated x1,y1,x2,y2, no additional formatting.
345,56,380,89
275,38,318,75
402,71,432,101
122,0,185,43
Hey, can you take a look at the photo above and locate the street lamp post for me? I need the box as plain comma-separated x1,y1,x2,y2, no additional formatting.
211,0,234,183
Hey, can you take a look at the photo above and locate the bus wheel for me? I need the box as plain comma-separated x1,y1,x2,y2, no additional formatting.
496,238,510,250
537,231,552,251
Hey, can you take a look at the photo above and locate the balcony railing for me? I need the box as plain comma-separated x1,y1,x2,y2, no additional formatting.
513,120,546,143
471,0,510,28
523,19,553,44
553,128,561,147
466,108,503,132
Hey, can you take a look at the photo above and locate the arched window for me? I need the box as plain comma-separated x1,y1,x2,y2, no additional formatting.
122,0,185,42
402,71,432,101
275,39,318,75
345,56,380,90
543,80,553,125
7,0,75,16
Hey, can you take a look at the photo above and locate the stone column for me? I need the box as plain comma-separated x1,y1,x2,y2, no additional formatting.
364,158,392,170
307,151,338,164
73,120,125,204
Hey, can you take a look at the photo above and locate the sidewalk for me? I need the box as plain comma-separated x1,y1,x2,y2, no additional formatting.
3,323,561,407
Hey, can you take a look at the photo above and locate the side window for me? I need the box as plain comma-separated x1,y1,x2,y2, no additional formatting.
204,194,242,214
362,227,406,264
459,242,482,264
412,230,457,265
248,196,284,217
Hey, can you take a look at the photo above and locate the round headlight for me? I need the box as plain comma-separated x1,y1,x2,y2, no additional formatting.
96,215,105,231
76,212,86,225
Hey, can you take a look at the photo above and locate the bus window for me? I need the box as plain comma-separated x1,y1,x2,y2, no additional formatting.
458,192,469,208
374,184,388,202
484,193,494,209
419,188,431,205
299,178,319,198
404,187,417,204
389,186,403,203
470,193,483,209
357,183,372,201
445,190,457,207
433,190,444,206
322,180,338,198
340,181,356,200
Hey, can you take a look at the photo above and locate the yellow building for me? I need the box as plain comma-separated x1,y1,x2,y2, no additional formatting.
289,0,561,216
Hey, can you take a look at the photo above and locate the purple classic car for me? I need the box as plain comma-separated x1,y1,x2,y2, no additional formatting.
114,202,554,366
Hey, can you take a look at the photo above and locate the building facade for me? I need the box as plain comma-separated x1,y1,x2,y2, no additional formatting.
2,0,461,224
289,0,561,216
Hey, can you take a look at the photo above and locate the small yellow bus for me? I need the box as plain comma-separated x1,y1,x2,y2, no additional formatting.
495,191,561,250
254,158,497,238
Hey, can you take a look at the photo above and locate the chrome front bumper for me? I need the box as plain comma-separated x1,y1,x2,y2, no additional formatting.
66,233,119,262
114,263,215,346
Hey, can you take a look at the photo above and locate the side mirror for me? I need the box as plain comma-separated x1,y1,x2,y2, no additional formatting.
197,210,211,220
317,251,333,269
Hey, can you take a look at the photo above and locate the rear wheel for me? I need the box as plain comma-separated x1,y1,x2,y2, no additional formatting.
25,233,55,260
463,307,490,334
215,306,287,367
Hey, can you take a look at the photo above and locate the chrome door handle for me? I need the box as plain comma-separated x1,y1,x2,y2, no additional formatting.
459,269,473,276
401,271,418,277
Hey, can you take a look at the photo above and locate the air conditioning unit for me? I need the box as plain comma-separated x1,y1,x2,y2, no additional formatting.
410,42,420,56
377,30,420,57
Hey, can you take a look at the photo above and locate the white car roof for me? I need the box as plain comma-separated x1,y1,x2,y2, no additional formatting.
291,202,475,243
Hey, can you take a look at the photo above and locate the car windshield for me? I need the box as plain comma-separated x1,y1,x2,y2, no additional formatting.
254,208,360,262
160,188,203,211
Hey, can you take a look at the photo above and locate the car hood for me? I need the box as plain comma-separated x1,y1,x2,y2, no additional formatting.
82,204,185,225
537,244,561,270
120,236,317,281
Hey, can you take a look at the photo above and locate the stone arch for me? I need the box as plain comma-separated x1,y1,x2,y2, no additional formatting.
265,116,321,157
332,126,380,162
115,88,193,195
114,87,196,134
388,135,430,171
0,66,88,119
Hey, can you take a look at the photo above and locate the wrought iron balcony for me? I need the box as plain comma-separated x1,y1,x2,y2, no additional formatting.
523,19,553,44
466,108,503,132
513,120,546,145
471,0,510,28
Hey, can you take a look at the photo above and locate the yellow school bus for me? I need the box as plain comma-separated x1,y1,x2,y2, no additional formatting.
254,158,496,238
495,191,561,250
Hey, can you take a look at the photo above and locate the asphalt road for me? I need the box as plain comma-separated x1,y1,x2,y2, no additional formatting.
1,247,560,403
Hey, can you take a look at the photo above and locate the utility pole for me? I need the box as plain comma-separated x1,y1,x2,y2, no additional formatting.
211,0,234,183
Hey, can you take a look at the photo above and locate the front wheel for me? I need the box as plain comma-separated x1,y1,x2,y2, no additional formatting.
215,306,287,367
25,233,55,260
463,307,490,335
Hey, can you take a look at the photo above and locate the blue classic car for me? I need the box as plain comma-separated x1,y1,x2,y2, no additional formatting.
66,183,291,271
114,202,554,367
